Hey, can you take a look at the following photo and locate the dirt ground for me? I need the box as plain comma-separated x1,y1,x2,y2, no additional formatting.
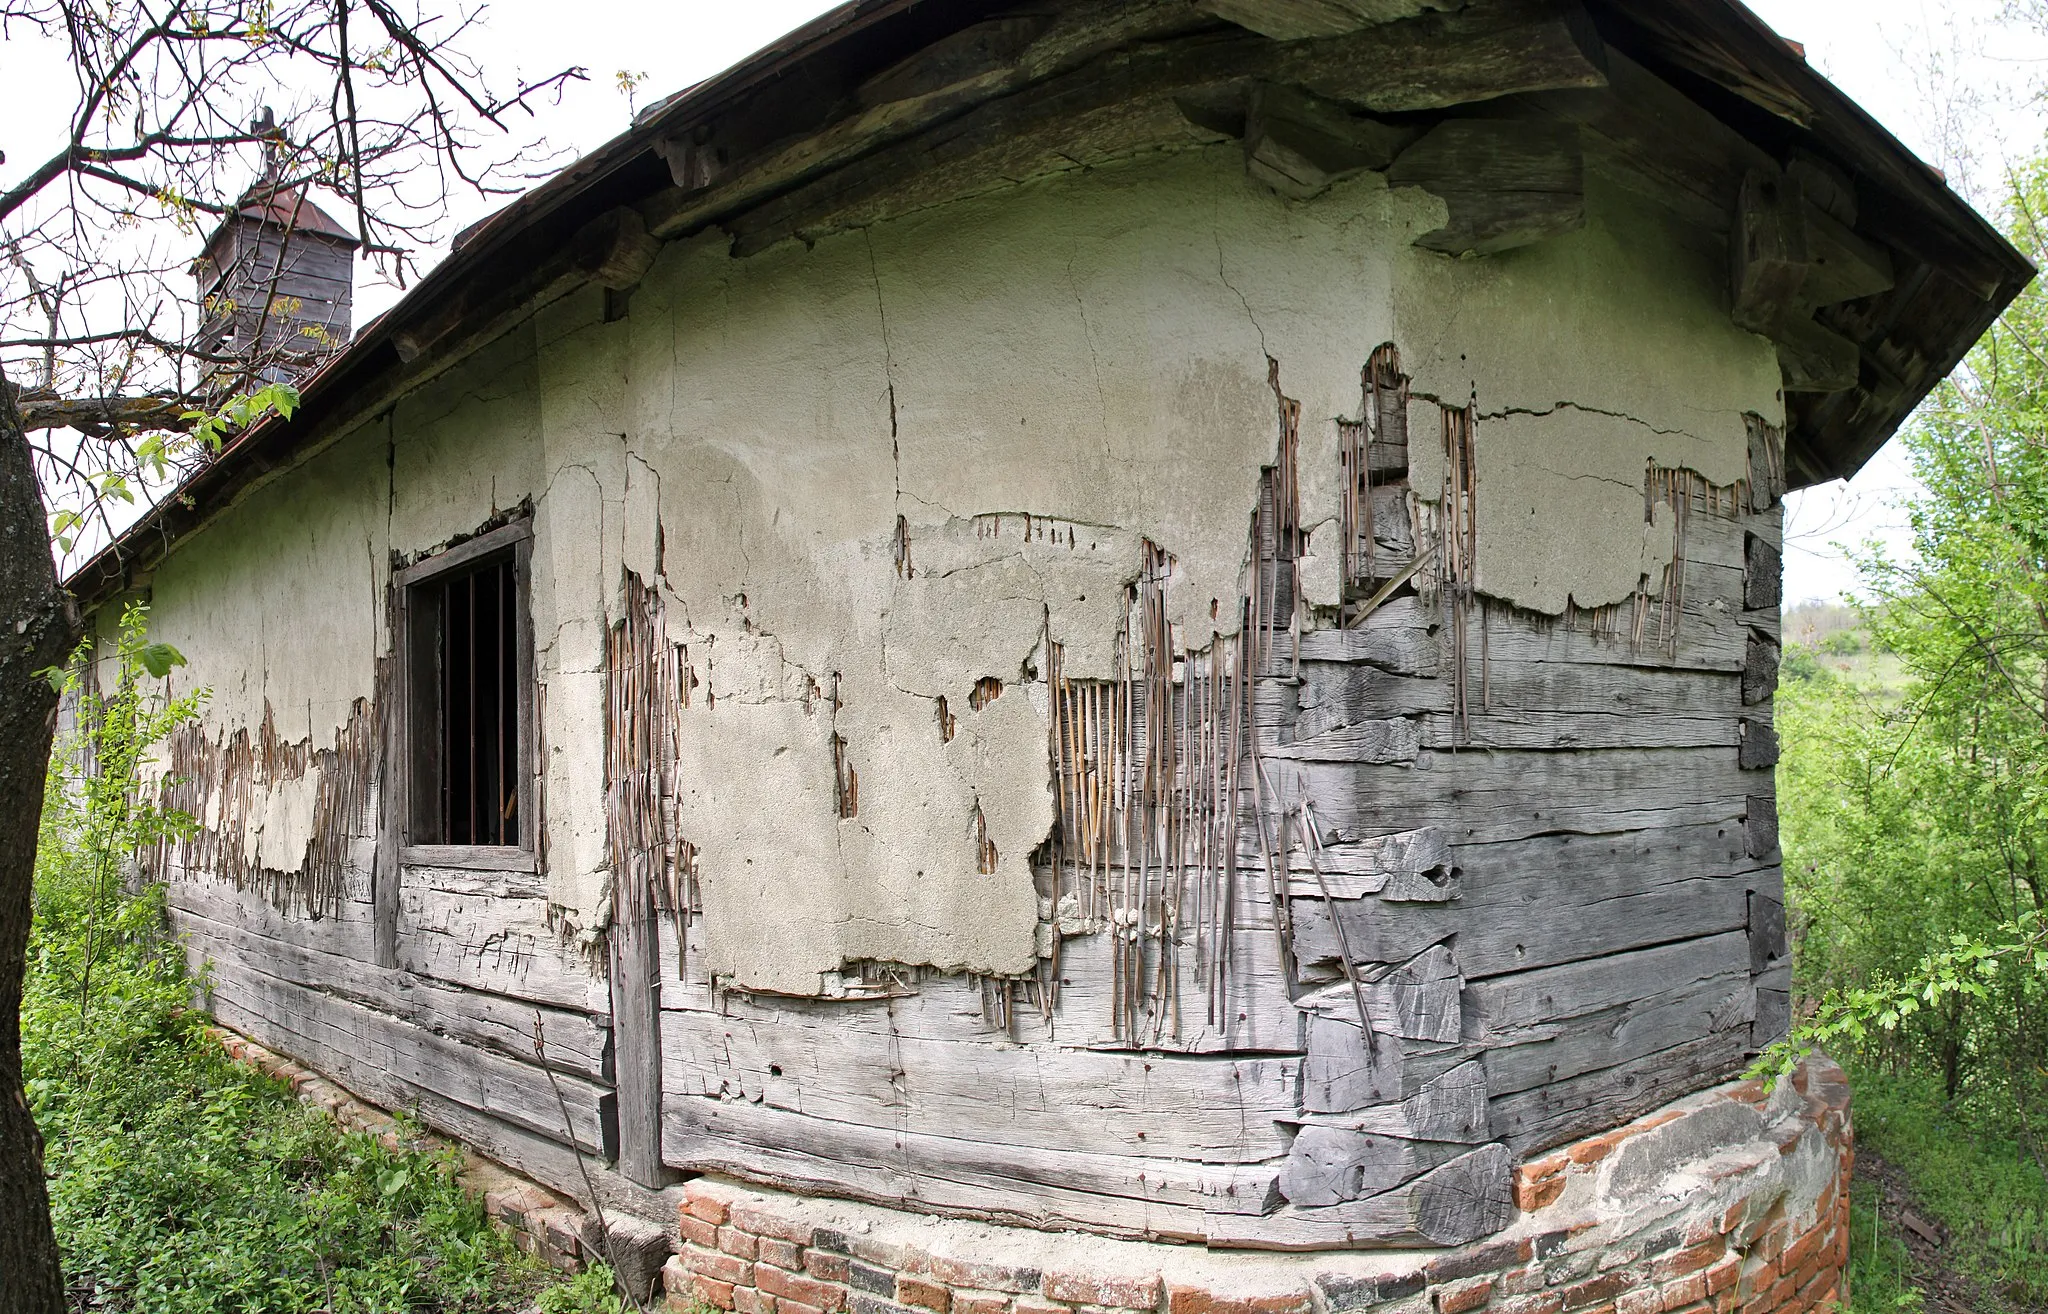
1854,1148,2036,1314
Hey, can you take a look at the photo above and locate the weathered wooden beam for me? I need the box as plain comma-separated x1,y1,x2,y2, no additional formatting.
1468,933,1753,1099
177,906,611,1081
1730,167,1893,394
1730,168,1810,334
1278,1126,1474,1205
1206,1143,1513,1249
1243,83,1420,199
609,890,672,1188
196,952,614,1152
715,2,1609,255
857,15,1056,109
1387,118,1585,254
1743,531,1782,611
1745,793,1779,861
1738,716,1779,769
1199,0,1459,42
1742,629,1779,705
392,207,657,365
1747,890,1788,973
663,1005,1301,1163
1260,1,1608,114
662,1095,1283,1230
1488,1030,1748,1152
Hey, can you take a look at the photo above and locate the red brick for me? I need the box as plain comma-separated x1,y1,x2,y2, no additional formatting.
1437,1278,1495,1314
1661,1275,1707,1309
1568,1132,1625,1166
1043,1272,1163,1310
1796,1267,1835,1304
1517,1173,1569,1211
1491,1296,1565,1314
686,1189,733,1226
761,1239,804,1270
697,1278,739,1311
736,1289,778,1314
1499,1265,1549,1296
1780,1229,1824,1279
954,1294,1013,1314
1652,1240,1725,1282
807,1253,853,1283
1430,1238,1525,1283
1014,1301,1069,1314
899,1275,952,1314
688,1246,756,1287
757,1263,849,1313
1561,1274,1628,1310
928,1257,1045,1295
733,1206,817,1246
679,1214,721,1248
782,1302,827,1314
1166,1284,1313,1314
721,1228,761,1261
1616,1291,1662,1314
1701,1257,1740,1298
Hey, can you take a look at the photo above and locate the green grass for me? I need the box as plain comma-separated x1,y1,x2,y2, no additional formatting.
1844,1184,1923,1313
1845,1063,2048,1313
25,883,623,1313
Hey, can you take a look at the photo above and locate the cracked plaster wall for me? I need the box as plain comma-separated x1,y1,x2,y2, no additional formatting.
126,140,1784,996
612,145,1781,993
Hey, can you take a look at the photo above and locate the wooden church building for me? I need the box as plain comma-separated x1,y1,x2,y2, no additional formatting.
70,0,2027,1299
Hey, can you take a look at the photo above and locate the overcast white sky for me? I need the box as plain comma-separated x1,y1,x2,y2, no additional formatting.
7,0,2046,602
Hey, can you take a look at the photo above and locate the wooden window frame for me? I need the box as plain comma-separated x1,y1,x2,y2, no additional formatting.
394,519,536,872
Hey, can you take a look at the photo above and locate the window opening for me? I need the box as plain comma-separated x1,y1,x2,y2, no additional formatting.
407,543,524,846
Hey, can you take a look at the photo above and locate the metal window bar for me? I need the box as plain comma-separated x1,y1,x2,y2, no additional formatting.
427,554,519,845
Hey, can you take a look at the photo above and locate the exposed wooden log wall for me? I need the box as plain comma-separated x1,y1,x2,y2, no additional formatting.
626,348,1784,1249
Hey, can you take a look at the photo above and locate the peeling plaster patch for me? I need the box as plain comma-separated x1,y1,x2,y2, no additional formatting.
1392,172,1777,618
252,768,323,872
1469,408,1698,614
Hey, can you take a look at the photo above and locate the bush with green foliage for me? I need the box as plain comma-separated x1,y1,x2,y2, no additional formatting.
1761,156,2048,1308
27,604,624,1312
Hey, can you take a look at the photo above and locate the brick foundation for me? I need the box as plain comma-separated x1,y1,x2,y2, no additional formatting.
207,1022,1851,1314
662,1058,1852,1314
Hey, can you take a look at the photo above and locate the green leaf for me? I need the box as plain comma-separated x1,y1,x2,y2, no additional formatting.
138,642,187,679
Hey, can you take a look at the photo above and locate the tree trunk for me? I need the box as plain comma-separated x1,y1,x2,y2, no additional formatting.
0,366,78,1313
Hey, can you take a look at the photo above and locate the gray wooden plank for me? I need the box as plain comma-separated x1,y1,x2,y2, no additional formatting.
1205,1143,1512,1250
1487,1031,1751,1153
195,952,614,1152
660,1006,1298,1163
1266,747,1752,845
661,1094,1281,1221
1466,932,1753,1097
202,990,610,1201
174,906,610,1081
396,868,609,1012
169,875,376,961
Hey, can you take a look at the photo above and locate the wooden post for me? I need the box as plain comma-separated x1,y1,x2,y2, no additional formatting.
608,855,671,1188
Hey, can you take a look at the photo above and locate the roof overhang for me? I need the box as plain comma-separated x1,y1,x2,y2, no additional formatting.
69,0,2032,612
